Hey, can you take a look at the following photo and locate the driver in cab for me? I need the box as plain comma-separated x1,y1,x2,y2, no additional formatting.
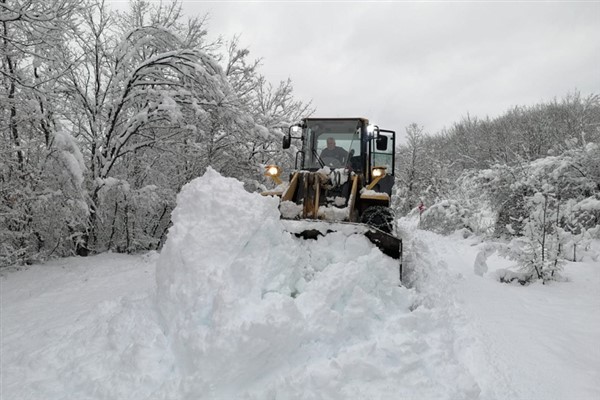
320,137,348,166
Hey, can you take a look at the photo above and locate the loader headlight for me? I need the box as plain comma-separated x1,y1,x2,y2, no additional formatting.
264,165,283,185
265,165,281,177
371,167,386,178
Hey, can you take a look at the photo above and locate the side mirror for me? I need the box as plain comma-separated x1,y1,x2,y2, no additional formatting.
282,134,291,149
283,125,302,149
367,124,379,137
376,135,388,151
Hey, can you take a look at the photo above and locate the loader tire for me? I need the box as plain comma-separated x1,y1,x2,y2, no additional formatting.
361,206,395,233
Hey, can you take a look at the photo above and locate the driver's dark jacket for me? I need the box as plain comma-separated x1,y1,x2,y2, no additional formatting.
320,146,348,162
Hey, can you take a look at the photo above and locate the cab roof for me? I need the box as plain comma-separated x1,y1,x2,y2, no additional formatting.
302,117,369,124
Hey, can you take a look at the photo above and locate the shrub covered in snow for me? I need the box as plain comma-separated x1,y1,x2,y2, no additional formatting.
494,269,533,286
473,143,599,238
461,143,600,278
419,200,474,235
474,191,598,283
0,129,89,266
93,179,174,254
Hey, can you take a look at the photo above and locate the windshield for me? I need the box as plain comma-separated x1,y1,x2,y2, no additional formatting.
304,119,362,169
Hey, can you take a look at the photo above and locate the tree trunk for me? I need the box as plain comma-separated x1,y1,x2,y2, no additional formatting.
2,19,24,171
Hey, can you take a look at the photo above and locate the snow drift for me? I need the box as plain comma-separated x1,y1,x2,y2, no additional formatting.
155,168,421,398
154,167,479,399
3,168,484,400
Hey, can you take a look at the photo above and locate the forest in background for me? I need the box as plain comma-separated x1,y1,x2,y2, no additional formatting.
2,0,599,276
395,92,600,282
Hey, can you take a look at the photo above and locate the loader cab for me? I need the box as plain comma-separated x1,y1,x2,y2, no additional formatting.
301,118,363,171
284,117,395,188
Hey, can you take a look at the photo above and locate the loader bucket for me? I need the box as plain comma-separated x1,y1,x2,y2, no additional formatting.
281,220,403,281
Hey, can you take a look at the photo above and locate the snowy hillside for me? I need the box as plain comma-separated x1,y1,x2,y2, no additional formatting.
2,170,599,399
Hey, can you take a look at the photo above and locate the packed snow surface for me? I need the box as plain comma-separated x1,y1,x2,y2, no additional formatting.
2,168,599,399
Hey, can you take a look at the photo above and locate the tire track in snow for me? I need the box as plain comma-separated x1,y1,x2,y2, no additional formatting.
402,223,520,400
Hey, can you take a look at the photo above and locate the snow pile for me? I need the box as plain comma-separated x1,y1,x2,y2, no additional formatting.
3,187,599,400
154,167,474,398
3,169,488,400
156,167,302,394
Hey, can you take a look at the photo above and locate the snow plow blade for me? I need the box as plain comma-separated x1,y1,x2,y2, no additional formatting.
282,220,403,281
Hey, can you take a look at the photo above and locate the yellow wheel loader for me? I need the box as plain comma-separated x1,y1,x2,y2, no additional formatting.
263,117,403,281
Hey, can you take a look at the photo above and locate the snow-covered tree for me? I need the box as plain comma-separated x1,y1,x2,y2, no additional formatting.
395,123,454,216
220,35,313,189
499,193,566,282
395,123,426,214
1,0,312,266
52,0,234,252
1,0,88,265
467,143,599,281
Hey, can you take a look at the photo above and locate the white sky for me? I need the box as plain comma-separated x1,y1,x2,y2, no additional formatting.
110,1,600,138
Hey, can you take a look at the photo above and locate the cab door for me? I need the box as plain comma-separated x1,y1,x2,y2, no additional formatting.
369,129,395,178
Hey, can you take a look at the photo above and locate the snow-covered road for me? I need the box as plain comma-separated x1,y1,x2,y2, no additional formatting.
2,234,599,399
2,171,599,399
1,253,162,399
407,228,600,400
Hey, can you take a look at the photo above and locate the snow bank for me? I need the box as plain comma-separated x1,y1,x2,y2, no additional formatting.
407,221,600,400
4,169,491,400
155,167,465,399
156,167,303,393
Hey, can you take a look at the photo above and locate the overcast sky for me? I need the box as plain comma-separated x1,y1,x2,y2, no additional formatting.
112,1,600,138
